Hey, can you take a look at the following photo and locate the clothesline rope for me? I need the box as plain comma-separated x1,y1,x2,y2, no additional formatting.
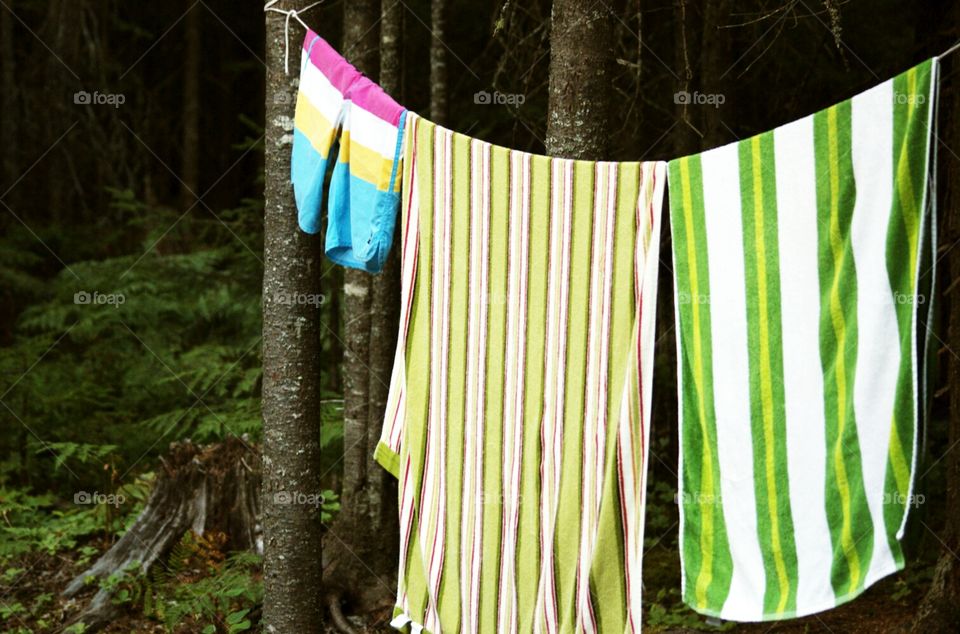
266,2,960,75
940,39,960,59
264,0,324,75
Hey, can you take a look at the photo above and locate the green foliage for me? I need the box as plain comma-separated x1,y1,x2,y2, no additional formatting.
0,488,101,560
0,188,341,632
0,234,44,299
0,576,63,632
320,490,341,523
73,531,264,631
319,398,345,477
889,562,935,602
1,194,265,492
37,442,118,473
646,588,735,631
142,533,262,632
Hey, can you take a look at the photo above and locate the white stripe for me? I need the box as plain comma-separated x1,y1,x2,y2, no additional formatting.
461,140,481,634
671,165,690,605
421,127,452,633
498,151,522,633
907,58,940,538
471,142,490,634
397,456,417,617
390,115,421,623
299,57,401,158
551,161,574,631
617,379,641,630
699,143,766,622
535,159,561,634
633,163,665,630
620,166,644,631
341,101,403,158
774,115,835,614
849,79,900,585
639,165,665,439
384,116,420,454
576,163,609,633
535,158,573,633
298,57,344,123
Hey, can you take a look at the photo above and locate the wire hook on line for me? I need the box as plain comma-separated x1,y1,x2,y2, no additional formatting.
264,1,324,75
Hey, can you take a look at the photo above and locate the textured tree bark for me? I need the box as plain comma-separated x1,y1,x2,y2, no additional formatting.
545,0,614,159
671,0,700,156
912,51,960,633
0,0,16,198
181,0,202,209
697,0,732,149
0,0,17,347
39,0,83,226
430,0,448,125
323,0,397,620
262,2,325,632
358,0,403,586
339,2,378,518
381,0,402,99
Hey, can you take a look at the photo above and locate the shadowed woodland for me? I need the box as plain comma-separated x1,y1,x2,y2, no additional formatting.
2,0,960,632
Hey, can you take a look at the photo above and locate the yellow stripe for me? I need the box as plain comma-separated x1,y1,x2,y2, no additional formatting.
897,68,920,276
296,95,401,192
338,131,400,191
888,426,910,499
750,137,791,613
294,93,337,158
887,67,920,496
679,158,715,609
826,108,862,591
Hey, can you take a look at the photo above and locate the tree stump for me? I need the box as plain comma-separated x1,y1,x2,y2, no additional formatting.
62,436,261,631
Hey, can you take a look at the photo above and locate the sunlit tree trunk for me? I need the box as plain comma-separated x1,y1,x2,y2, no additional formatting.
262,2,325,632
325,0,397,618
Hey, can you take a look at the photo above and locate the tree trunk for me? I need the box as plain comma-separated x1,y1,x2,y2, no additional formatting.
430,0,448,125
381,0,402,98
39,0,83,226
912,48,960,633
181,0,202,208
0,0,16,198
324,0,397,621
359,0,404,598
671,0,700,155
262,2,326,632
697,0,732,149
0,0,17,347
372,0,403,460
545,0,614,159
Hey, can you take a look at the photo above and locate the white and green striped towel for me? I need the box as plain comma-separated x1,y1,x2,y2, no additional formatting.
668,58,939,621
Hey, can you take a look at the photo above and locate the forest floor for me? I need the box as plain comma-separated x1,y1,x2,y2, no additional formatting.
1,465,941,634
1,536,932,633
639,539,933,634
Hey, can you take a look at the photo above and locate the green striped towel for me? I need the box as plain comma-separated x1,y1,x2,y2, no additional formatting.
377,113,667,633
668,58,939,621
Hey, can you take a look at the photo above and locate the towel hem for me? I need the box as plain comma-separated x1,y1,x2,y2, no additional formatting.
388,608,429,633
374,440,400,478
682,557,905,623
